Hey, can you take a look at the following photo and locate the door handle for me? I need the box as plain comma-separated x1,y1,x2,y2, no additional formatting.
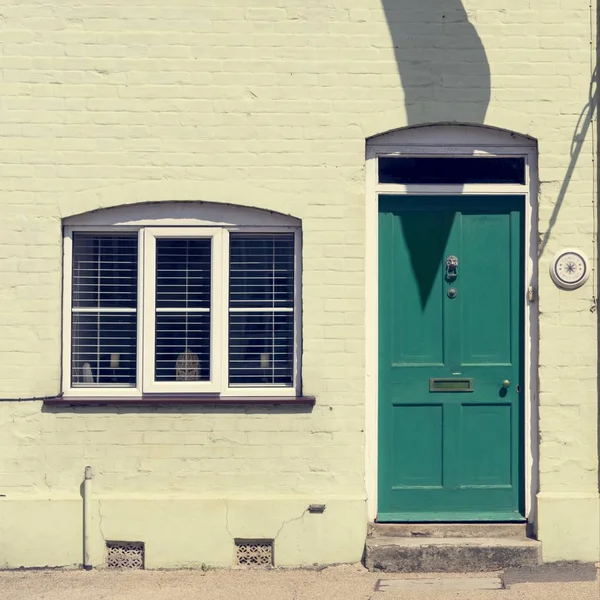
501,380,511,389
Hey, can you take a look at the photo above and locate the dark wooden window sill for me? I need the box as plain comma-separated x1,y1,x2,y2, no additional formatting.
44,394,315,406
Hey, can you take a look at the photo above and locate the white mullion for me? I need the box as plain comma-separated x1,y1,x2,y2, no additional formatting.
61,230,74,394
228,307,293,313
142,229,157,392
155,307,210,313
220,229,230,392
209,229,223,391
293,229,301,394
225,225,298,234
369,144,533,156
72,307,137,313
375,183,528,195
135,228,144,394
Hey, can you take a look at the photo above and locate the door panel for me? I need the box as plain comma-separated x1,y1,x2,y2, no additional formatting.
460,403,512,486
392,404,443,488
391,211,452,365
378,195,524,522
460,212,513,364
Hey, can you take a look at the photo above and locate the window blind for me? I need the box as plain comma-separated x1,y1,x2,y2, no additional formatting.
154,238,212,382
228,233,294,387
71,233,138,387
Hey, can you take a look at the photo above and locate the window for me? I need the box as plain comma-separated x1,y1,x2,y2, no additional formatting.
228,234,295,388
64,224,300,398
71,233,139,388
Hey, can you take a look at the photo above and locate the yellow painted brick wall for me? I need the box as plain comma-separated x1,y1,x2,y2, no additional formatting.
0,0,597,565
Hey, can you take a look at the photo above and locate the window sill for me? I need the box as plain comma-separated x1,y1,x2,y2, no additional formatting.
44,394,316,406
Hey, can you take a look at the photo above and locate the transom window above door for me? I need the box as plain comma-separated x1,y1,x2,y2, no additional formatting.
63,218,300,399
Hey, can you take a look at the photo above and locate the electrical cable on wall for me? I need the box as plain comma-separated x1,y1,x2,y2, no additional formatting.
0,394,63,402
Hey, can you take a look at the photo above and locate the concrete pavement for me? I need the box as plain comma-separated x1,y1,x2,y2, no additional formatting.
0,563,598,600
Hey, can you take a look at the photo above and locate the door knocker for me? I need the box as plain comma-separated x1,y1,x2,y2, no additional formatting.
445,255,459,281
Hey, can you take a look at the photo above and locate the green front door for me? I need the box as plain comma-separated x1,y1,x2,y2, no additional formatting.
378,195,524,522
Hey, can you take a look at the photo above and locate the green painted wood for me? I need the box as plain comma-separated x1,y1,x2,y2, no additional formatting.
377,511,525,522
378,195,524,522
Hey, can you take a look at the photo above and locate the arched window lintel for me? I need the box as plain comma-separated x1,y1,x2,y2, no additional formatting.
64,200,301,228
367,123,537,149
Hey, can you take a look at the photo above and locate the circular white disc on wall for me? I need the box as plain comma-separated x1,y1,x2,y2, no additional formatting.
549,248,590,290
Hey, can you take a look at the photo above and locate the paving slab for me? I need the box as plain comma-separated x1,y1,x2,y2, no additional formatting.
503,562,598,586
376,576,503,591
0,563,597,600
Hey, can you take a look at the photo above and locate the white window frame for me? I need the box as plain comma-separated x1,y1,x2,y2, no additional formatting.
143,227,223,394
62,226,143,398
221,226,302,397
62,223,301,399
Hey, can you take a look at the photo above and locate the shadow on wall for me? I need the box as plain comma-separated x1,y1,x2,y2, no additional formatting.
381,0,491,125
538,68,597,257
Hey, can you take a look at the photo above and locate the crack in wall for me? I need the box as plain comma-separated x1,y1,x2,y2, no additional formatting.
273,508,308,541
222,502,309,544
223,501,234,541
97,500,106,542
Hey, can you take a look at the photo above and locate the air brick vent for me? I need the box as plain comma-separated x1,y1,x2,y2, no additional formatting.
106,541,145,569
235,539,273,567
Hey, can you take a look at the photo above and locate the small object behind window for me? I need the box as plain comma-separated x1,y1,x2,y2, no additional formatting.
176,348,199,381
82,362,94,384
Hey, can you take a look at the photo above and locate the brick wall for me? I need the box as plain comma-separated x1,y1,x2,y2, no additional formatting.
0,0,597,564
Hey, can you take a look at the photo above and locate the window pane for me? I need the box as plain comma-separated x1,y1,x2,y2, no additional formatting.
71,233,138,388
72,233,138,309
228,233,295,388
155,313,211,381
229,234,294,309
378,157,526,185
229,313,294,387
154,238,212,382
156,239,211,309
71,312,137,387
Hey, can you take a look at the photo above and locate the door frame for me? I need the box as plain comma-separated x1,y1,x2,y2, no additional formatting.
365,125,539,524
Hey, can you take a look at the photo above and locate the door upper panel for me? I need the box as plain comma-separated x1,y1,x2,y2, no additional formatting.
460,211,514,366
390,210,455,366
